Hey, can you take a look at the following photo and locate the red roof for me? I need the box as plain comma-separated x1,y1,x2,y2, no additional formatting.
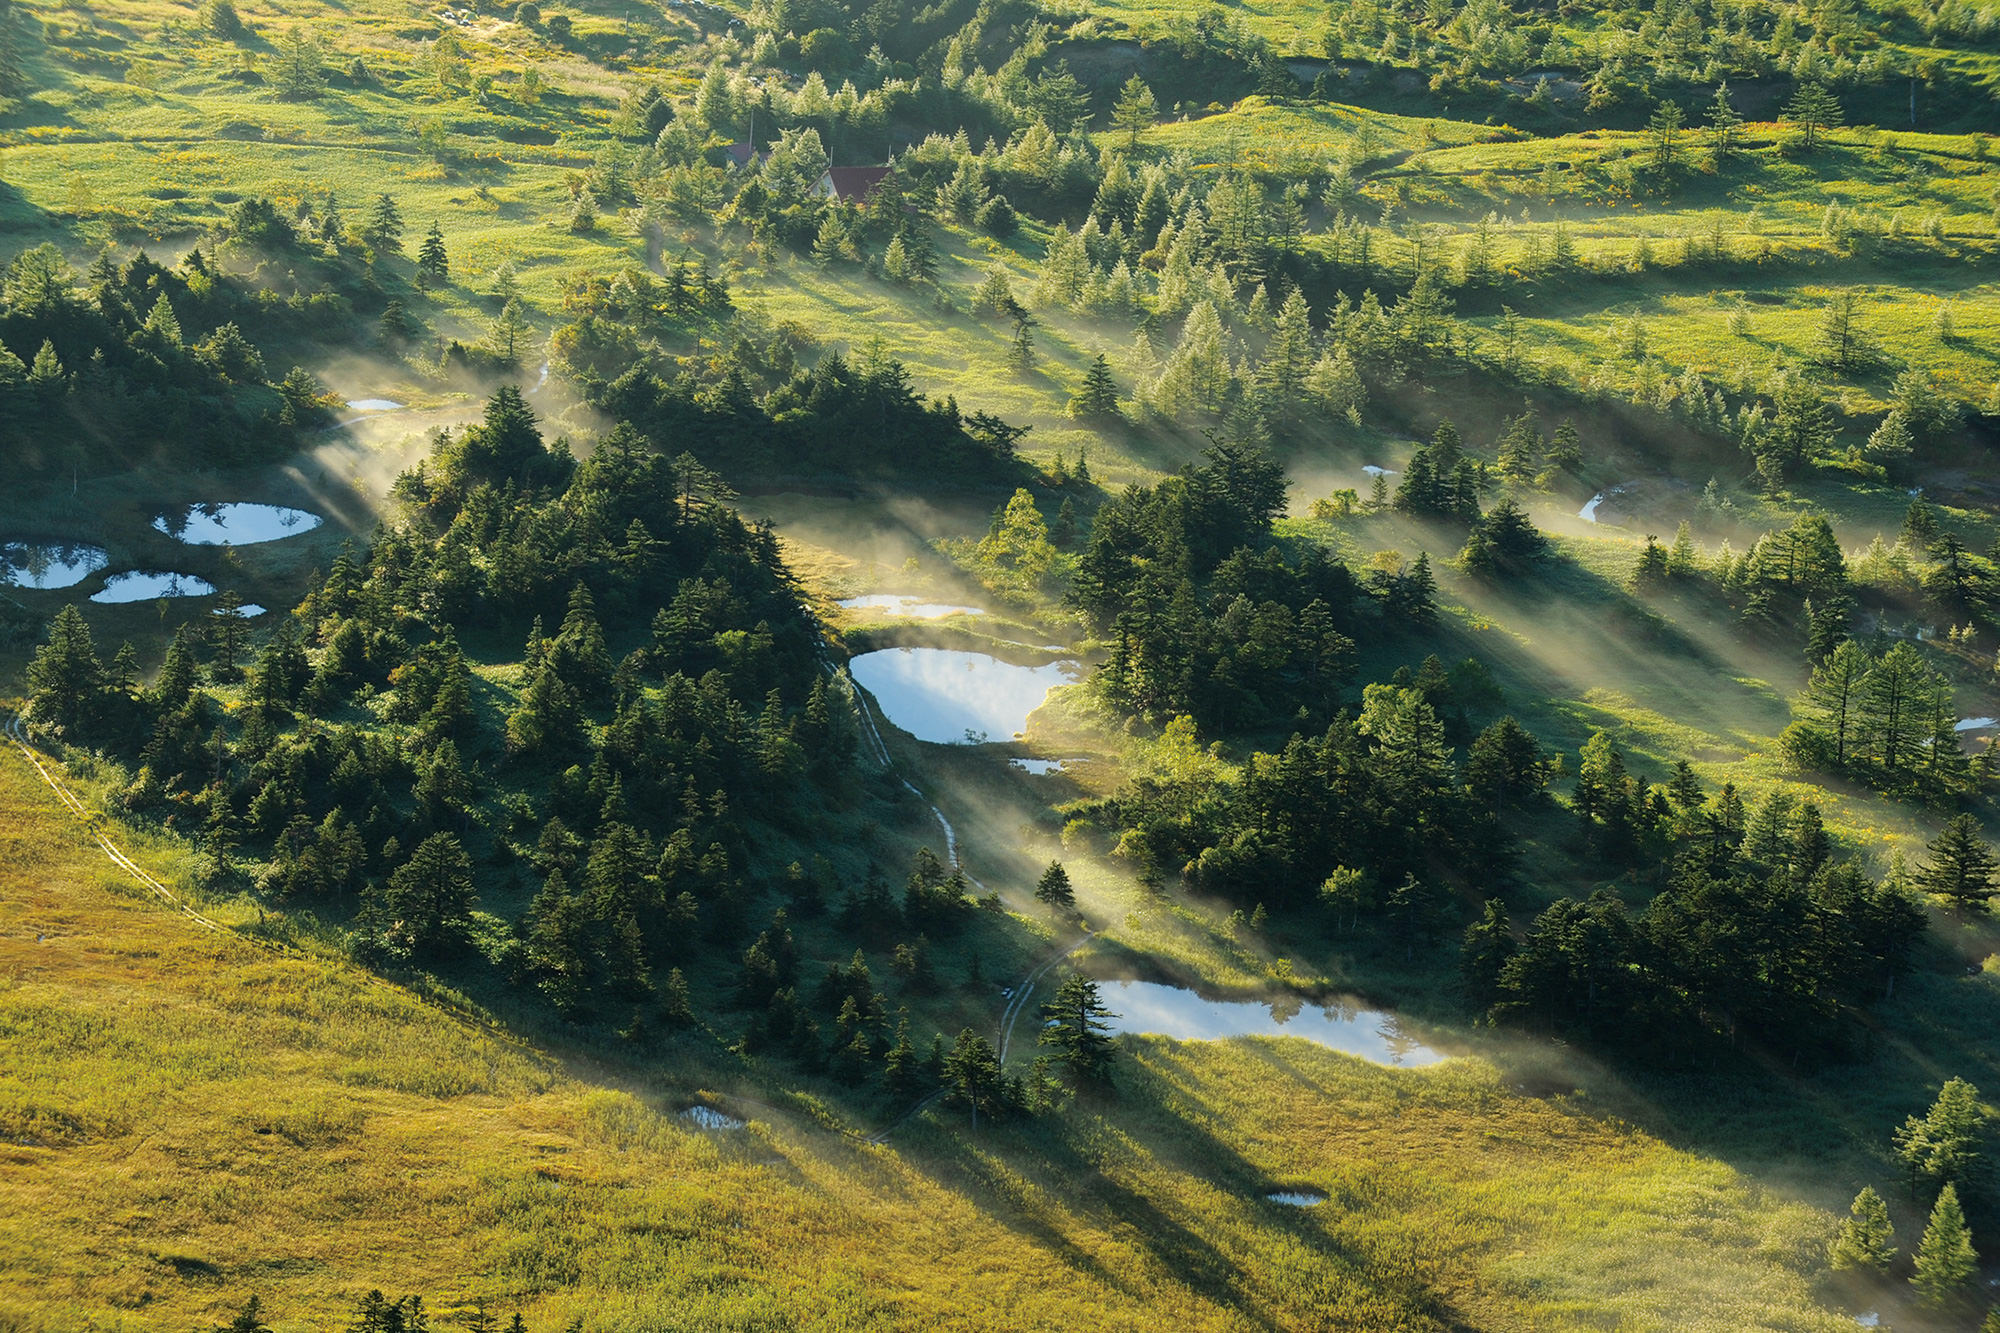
723,141,759,167
822,166,892,200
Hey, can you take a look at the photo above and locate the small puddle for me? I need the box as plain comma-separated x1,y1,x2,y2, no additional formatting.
1266,1191,1325,1207
838,594,986,620
849,648,1079,745
345,398,405,412
1578,483,1631,524
1,542,109,590
680,1106,746,1130
229,603,269,618
1011,758,1069,775
1099,980,1447,1067
1852,1315,1878,1329
89,571,217,603
1956,717,1996,732
154,503,323,546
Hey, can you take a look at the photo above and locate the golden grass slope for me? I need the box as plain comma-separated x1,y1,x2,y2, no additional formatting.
0,742,1860,1332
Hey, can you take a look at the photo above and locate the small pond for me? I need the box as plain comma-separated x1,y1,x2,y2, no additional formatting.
1,542,109,590
849,647,1079,745
1956,717,1996,733
1012,758,1067,775
345,398,405,412
680,1106,746,1130
1097,980,1447,1067
154,503,323,546
90,571,217,603
1266,1191,1326,1207
229,603,269,618
837,594,986,620
1360,464,1395,477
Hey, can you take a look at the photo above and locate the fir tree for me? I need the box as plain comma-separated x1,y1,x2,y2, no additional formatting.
1829,1186,1896,1272
416,222,449,288
1913,1182,1977,1305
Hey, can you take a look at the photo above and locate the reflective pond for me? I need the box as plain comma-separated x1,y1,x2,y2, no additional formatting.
154,503,323,546
837,594,986,620
1097,980,1447,1067
345,398,405,412
680,1106,746,1130
90,571,217,603
849,648,1078,745
1266,1191,1326,1207
1,542,109,590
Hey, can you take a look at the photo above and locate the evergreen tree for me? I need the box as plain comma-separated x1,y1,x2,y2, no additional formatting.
361,193,405,255
1895,1076,1987,1192
1829,1186,1896,1272
1706,82,1744,162
273,25,326,99
362,832,476,959
1111,74,1159,147
1069,353,1120,424
1913,1182,1977,1305
1034,860,1076,915
941,1028,1006,1128
416,223,449,288
25,604,103,735
1784,79,1843,152
1916,816,1999,915
1039,974,1118,1090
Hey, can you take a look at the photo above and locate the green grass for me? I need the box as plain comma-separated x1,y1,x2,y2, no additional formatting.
1,747,1897,1332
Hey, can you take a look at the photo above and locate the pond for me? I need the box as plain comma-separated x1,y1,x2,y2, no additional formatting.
1011,758,1067,775
89,571,217,603
1266,1191,1326,1207
344,398,405,412
154,503,323,546
1097,980,1447,1067
1,542,109,590
849,648,1079,745
837,594,986,620
680,1106,746,1130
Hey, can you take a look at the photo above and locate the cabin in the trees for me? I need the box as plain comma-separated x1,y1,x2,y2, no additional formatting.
722,141,762,171
811,166,891,204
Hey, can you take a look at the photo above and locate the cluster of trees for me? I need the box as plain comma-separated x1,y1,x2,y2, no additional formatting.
595,334,1029,487
1069,443,1370,732
24,389,876,1043
1783,637,1981,800
0,243,332,473
1832,1078,1994,1311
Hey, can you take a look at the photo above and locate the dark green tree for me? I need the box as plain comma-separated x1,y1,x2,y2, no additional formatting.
1039,973,1118,1089
416,222,449,288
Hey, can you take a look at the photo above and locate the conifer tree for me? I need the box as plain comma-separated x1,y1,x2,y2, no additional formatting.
416,222,448,288
1069,353,1120,423
1916,817,1999,916
362,193,404,255
1913,1182,1977,1305
1034,861,1075,915
1040,973,1117,1088
1784,79,1843,153
1829,1186,1896,1272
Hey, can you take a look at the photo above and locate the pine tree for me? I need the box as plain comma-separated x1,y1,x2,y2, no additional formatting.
1007,314,1036,373
1111,74,1158,147
1784,79,1843,153
1648,98,1684,171
1895,1076,1987,1192
25,604,103,734
361,193,404,255
1829,1186,1897,1272
1069,353,1120,424
1916,816,1999,915
942,1028,1006,1128
273,25,326,99
1039,973,1118,1088
1706,82,1744,162
1913,1182,1978,1305
1034,861,1075,915
416,222,449,288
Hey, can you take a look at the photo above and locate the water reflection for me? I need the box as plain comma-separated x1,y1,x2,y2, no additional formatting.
1098,980,1446,1067
154,503,323,546
0,542,109,590
849,647,1078,745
